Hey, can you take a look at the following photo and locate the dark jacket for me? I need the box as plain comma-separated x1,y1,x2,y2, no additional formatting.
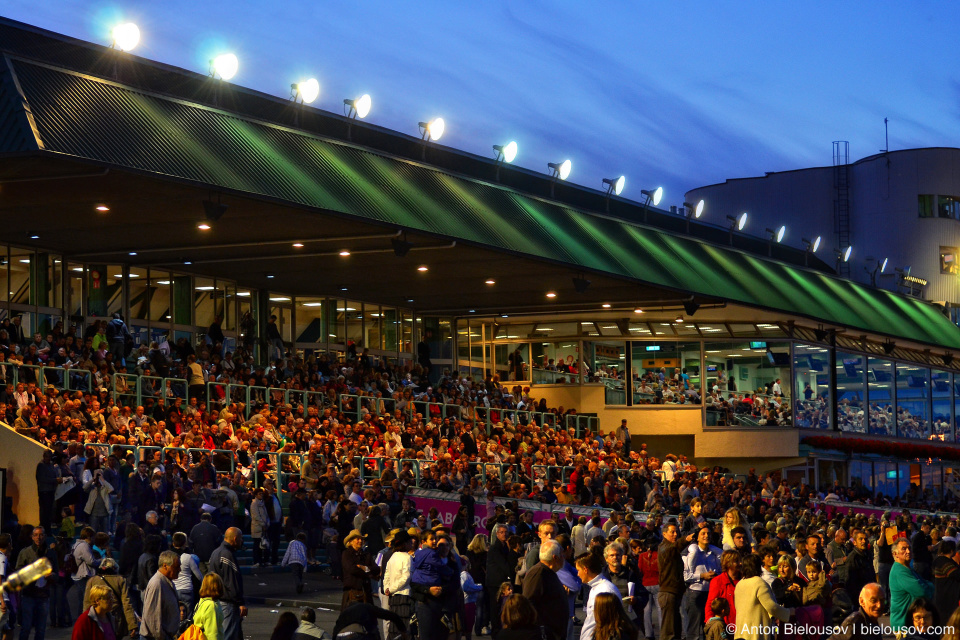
188,521,224,563
827,609,882,640
486,539,517,595
136,552,158,592
933,554,960,624
521,562,568,640
118,537,142,582
844,546,876,603
209,542,244,606
658,537,687,595
342,547,378,593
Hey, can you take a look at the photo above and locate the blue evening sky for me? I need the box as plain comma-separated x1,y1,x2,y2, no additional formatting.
4,1,958,213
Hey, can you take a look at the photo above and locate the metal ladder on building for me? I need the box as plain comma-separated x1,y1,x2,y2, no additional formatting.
833,141,851,277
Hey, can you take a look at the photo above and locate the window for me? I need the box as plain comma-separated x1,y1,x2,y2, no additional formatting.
940,195,960,219
896,364,929,439
932,370,953,441
836,351,865,433
794,343,830,429
919,194,935,217
942,247,959,274
867,357,895,436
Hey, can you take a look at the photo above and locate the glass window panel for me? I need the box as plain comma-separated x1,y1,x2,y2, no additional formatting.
383,307,398,351
919,194,935,217
148,270,172,323
365,305,382,351
401,310,412,354
295,298,324,344
9,248,32,305
867,357,895,436
674,323,699,336
596,322,623,337
696,324,729,336
836,351,866,433
651,323,674,336
326,300,343,345
129,267,149,321
932,370,953,441
438,319,452,359
632,341,703,407
270,301,292,343
941,247,959,275
0,246,7,303
344,301,363,347
939,195,960,219
238,290,254,351
897,364,929,439
457,323,470,367
43,254,62,309
497,324,534,339
922,463,942,502
223,283,237,332
794,343,830,429
702,341,789,424
627,323,652,337
757,323,787,337
584,340,626,404
729,323,759,337
67,263,84,317
195,278,216,332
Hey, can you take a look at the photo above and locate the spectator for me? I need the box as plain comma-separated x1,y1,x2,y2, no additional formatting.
139,550,181,640
171,531,203,612
889,538,933,633
209,527,246,640
682,527,721,640
82,557,137,638
658,522,694,640
292,607,327,640
933,539,960,623
69,526,98,620
733,554,793,640
498,594,541,640
522,540,568,640
270,611,300,640
193,573,226,640
188,513,223,575
576,549,620,640
486,524,517,637
704,551,740,632
594,592,640,640
827,583,884,640
281,532,309,594
461,556,484,640
384,530,416,640
71,583,118,640
341,530,378,609
15,526,55,640
35,451,63,532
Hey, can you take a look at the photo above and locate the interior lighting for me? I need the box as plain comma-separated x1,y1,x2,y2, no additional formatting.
417,265,429,272
292,243,304,248
343,94,372,119
211,53,239,80
95,205,109,212
546,292,557,298
641,187,663,207
419,118,445,141
548,160,572,181
602,303,611,308
485,279,495,285
197,222,211,231
675,315,684,323
292,78,320,104
111,23,140,51
493,141,518,163
339,250,351,257
634,307,644,314
603,176,626,196
881,257,888,272
128,252,137,256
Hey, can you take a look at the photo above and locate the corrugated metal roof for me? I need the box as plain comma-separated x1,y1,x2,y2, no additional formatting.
5,57,960,350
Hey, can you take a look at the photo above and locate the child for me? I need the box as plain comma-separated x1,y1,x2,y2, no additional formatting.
705,597,731,640
460,557,484,640
802,561,830,610
325,532,342,580
59,507,75,539
497,582,514,613
282,532,309,593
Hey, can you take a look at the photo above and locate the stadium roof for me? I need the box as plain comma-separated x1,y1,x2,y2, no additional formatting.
1,18,959,351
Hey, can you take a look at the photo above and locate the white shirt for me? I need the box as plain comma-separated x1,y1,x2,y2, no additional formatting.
174,552,202,593
581,574,620,640
383,551,412,596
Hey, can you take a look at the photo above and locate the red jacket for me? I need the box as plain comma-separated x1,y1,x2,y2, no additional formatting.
704,571,738,627
71,607,114,640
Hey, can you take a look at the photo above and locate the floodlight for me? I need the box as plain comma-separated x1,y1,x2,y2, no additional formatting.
392,235,413,257
881,257,888,273
572,276,591,293
727,213,748,231
203,200,228,222
802,236,821,253
766,226,786,243
344,94,372,119
548,160,572,181
603,176,626,196
211,53,239,80
493,141,518,163
641,187,663,207
111,23,140,51
293,78,320,104
419,118,445,141
683,200,705,218
842,246,852,262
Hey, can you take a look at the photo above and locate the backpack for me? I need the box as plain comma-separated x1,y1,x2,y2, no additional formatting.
62,549,80,576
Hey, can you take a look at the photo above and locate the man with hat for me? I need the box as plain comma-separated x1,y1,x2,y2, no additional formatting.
342,530,379,609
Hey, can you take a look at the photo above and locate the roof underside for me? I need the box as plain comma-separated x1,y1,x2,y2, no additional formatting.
1,55,959,350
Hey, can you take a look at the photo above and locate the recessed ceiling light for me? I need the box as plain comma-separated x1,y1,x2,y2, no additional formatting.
269,297,290,302
95,205,109,212
501,314,509,318
602,303,611,308
546,292,556,298
196,286,215,291
339,250,351,257
293,243,304,248
197,223,211,231
407,299,414,302
634,308,644,314
72,267,84,272
128,252,137,256
29,234,39,239
183,261,192,265
303,302,322,307
340,287,348,291
417,266,428,272
675,316,684,323
485,279,495,285
266,274,274,279
469,309,476,313
19,259,30,264
156,280,171,285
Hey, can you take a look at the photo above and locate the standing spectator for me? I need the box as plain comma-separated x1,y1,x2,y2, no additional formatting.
80,462,113,537
522,540,568,640
576,550,620,640
71,583,118,640
486,524,517,637
498,594,541,640
69,527,98,620
638,540,660,640
82,558,137,639
827,583,884,640
704,551,741,633
934,539,960,623
461,556,484,640
139,550,181,640
193,574,226,640
266,316,284,360
171,532,203,612
733,554,793,640
15,527,55,640
658,523,694,640
682,528,721,640
188,513,223,575
0,533,11,640
35,451,63,532
249,489,269,568
594,593,640,640
281,532,309,594
341,530,378,609
843,530,875,606
889,538,933,634
105,313,131,368
383,530,415,640
209,527,246,640
912,520,935,581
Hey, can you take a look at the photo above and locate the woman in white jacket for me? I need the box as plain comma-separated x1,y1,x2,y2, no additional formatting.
249,488,270,567
383,530,415,640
